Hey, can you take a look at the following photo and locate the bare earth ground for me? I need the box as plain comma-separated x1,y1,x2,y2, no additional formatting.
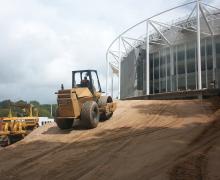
0,99,220,180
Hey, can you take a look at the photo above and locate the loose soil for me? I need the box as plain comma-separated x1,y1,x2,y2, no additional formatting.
0,99,220,180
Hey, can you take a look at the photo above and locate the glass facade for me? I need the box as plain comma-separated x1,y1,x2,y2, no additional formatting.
146,36,220,95
120,29,220,99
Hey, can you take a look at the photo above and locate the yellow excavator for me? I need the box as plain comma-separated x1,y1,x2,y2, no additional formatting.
0,104,39,146
55,70,116,129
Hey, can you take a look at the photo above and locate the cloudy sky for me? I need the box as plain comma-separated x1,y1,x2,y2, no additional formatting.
0,0,218,103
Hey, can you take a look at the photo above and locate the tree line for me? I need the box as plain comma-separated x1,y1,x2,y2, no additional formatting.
0,100,57,118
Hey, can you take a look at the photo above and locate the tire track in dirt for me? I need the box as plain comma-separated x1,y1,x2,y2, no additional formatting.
6,100,180,179
70,101,183,180
0,99,219,180
169,102,220,180
0,101,136,177
1,100,182,179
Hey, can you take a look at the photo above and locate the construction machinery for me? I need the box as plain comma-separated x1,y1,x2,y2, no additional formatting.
0,104,39,146
55,70,116,129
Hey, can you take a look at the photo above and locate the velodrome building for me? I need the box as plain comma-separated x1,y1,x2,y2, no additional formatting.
106,1,220,99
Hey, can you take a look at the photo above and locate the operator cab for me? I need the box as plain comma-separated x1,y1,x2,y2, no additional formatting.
72,70,102,94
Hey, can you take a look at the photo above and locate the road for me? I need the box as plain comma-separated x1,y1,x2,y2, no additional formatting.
0,99,220,180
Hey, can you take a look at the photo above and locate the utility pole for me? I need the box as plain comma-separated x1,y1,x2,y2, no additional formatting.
50,104,53,118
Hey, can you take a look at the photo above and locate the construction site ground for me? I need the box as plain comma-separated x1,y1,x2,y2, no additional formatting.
0,99,220,180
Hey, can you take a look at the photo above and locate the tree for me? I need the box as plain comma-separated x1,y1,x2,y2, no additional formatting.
0,108,10,117
15,100,27,107
38,107,50,117
30,100,40,107
0,100,12,108
0,99,56,118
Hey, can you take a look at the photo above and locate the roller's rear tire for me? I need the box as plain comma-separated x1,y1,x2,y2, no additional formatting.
56,118,74,130
81,101,99,129
98,96,113,121
100,112,113,121
55,109,74,130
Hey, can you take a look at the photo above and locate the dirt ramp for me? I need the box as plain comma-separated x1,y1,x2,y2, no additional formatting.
0,99,220,180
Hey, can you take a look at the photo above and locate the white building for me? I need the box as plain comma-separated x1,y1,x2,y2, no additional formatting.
38,117,54,126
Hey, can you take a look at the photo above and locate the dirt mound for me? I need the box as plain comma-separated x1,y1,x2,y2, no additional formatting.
0,99,220,180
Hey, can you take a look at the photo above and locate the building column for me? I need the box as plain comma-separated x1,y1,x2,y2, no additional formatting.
159,51,161,93
184,44,188,90
197,0,202,90
176,46,178,91
118,37,121,99
146,21,150,95
153,53,155,94
170,47,174,92
165,49,168,92
212,37,217,87
111,72,114,97
195,43,198,90
205,39,208,88
106,56,109,96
